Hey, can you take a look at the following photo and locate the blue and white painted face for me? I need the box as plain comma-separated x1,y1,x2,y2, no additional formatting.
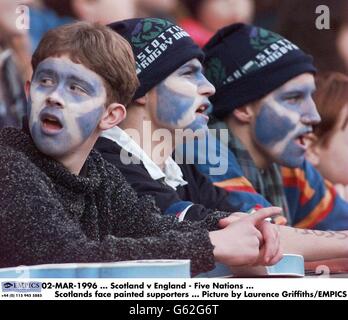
153,58,215,133
252,73,320,168
28,56,106,159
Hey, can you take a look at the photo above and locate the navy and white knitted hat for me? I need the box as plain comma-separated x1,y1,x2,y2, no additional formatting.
203,23,317,119
108,18,204,100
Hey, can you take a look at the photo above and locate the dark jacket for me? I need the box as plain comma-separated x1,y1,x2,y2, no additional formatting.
0,128,220,273
96,137,237,221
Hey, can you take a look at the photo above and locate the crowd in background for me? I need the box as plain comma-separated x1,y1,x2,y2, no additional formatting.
1,0,348,129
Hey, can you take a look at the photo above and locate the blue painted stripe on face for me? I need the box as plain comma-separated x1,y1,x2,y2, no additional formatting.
156,82,195,125
255,103,296,146
76,106,104,140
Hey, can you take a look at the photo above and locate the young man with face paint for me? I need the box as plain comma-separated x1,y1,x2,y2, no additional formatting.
0,21,284,271
194,24,348,233
96,18,240,222
95,18,348,265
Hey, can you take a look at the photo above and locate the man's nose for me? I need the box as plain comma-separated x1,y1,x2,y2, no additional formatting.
46,87,65,108
198,76,216,98
301,98,321,125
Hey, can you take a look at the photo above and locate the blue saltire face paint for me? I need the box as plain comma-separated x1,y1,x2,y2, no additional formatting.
154,58,215,134
252,73,320,168
29,56,106,159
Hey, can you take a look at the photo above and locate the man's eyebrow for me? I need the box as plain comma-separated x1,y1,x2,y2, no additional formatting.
281,84,316,94
68,75,96,92
179,61,202,72
35,68,57,77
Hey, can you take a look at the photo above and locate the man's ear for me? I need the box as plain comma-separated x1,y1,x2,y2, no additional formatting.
25,81,30,99
232,104,255,123
306,142,321,167
99,103,126,131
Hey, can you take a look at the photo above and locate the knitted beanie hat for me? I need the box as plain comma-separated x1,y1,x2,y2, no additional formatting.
203,23,317,119
108,18,204,100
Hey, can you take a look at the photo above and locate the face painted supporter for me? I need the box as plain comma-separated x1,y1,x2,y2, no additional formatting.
97,18,242,223
306,73,348,199
0,21,284,272
194,23,348,231
95,18,348,266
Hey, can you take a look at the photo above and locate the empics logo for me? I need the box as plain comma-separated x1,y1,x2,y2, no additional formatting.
1,281,42,293
2,282,14,289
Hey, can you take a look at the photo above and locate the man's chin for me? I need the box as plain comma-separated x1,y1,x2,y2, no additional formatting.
275,154,305,168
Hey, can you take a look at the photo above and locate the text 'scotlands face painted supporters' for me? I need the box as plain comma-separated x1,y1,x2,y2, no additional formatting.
195,23,348,230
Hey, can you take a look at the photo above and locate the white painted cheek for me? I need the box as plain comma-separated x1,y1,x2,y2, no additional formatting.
164,76,197,97
271,123,303,156
176,96,201,128
29,87,46,125
268,97,300,123
64,98,104,144
265,98,303,155
63,102,82,143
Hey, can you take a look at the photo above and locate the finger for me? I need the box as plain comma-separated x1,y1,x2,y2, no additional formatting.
218,213,244,228
248,207,282,225
252,246,266,266
260,223,278,263
218,218,229,228
267,247,283,266
255,228,263,246
273,215,287,226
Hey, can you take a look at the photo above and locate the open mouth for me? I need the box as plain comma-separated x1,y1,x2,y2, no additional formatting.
195,104,211,120
40,113,63,133
294,131,314,149
195,104,208,114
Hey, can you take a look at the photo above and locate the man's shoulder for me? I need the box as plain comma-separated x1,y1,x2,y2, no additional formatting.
91,148,142,191
0,132,37,173
0,150,44,188
95,136,122,157
281,160,323,184
94,137,151,179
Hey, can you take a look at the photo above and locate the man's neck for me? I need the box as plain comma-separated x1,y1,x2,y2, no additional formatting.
119,107,174,169
56,137,96,176
226,116,270,170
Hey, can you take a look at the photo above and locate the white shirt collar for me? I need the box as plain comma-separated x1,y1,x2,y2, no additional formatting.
101,126,188,190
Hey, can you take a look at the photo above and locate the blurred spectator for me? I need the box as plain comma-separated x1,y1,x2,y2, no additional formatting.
43,0,137,24
253,0,280,30
30,0,137,51
29,2,74,52
179,0,254,47
136,0,178,19
306,73,348,198
277,0,348,74
0,0,29,128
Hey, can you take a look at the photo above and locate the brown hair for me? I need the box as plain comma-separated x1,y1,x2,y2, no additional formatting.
32,21,139,106
313,72,348,146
